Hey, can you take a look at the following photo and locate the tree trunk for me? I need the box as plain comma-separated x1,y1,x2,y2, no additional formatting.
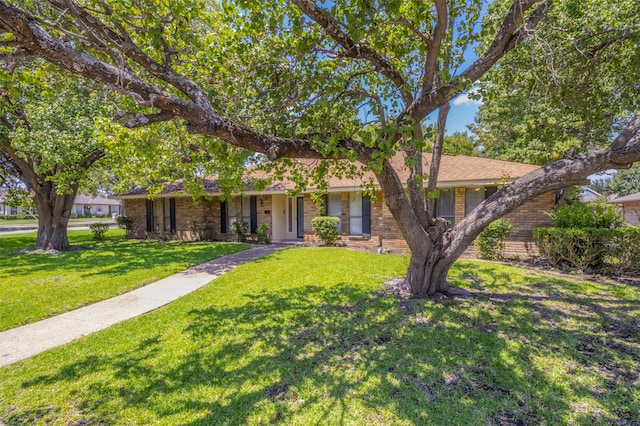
402,218,469,297
35,219,71,251
32,188,77,251
406,249,450,296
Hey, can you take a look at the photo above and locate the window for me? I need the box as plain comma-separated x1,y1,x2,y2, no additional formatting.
242,195,257,233
145,200,156,232
349,192,371,236
328,193,342,232
465,186,498,215
163,198,176,233
465,187,484,215
434,188,455,226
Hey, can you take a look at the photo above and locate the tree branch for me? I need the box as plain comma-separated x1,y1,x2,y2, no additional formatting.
426,102,450,219
588,30,639,58
77,147,105,169
114,110,177,128
291,0,412,105
420,0,448,95
445,112,640,261
406,0,550,122
49,0,214,112
0,1,372,162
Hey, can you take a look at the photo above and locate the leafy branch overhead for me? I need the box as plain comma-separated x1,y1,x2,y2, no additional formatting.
0,0,638,295
0,0,551,163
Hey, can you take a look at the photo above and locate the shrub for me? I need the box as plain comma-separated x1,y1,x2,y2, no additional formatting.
475,219,512,260
0,213,38,221
604,228,640,274
311,216,340,245
231,221,249,242
188,220,203,241
89,222,110,241
550,202,622,228
116,215,134,231
256,223,271,244
533,227,640,273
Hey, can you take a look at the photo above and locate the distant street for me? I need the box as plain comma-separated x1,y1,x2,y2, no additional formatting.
0,223,116,235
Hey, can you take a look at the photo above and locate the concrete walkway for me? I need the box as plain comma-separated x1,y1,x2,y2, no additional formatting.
0,244,285,368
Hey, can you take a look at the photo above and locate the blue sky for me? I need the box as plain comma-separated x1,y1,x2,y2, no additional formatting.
427,93,482,135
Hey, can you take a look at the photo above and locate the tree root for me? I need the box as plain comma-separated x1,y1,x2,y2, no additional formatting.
440,285,473,298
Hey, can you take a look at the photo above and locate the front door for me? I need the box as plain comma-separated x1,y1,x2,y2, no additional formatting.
296,197,304,239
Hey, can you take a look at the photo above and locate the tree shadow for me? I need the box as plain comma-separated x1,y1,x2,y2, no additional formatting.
8,272,635,424
0,237,249,280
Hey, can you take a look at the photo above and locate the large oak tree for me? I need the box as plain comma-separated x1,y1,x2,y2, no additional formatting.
1,0,638,295
0,68,110,251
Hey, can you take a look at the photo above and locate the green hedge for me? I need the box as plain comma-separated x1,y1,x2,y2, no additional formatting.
533,227,640,274
474,219,512,260
311,216,340,245
0,213,38,221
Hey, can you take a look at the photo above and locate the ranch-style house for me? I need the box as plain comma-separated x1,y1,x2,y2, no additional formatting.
114,154,556,255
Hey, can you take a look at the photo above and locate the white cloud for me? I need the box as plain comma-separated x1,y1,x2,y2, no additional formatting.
452,91,483,106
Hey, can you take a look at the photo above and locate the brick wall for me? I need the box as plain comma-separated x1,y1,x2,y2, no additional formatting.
622,201,640,226
124,196,221,241
123,187,555,257
454,187,465,225
305,188,555,256
502,191,555,242
340,192,350,235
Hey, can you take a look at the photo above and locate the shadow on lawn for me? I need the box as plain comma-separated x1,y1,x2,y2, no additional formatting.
8,266,640,425
0,237,247,280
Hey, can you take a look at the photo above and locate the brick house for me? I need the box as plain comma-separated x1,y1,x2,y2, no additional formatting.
608,192,640,226
114,154,555,255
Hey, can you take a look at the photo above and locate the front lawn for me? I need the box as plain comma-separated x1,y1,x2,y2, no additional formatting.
0,230,250,331
0,248,638,424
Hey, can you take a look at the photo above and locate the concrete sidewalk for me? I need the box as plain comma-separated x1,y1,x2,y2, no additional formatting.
0,244,285,368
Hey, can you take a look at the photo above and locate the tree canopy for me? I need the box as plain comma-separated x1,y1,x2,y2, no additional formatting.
0,0,638,294
472,0,639,165
0,63,114,249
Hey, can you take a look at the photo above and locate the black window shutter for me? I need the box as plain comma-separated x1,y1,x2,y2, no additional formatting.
169,198,176,233
362,195,371,235
322,194,329,216
485,185,498,199
146,200,153,232
220,200,227,234
429,189,438,218
250,195,257,233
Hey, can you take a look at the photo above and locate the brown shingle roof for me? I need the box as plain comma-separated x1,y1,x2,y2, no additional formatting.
115,153,539,198
609,192,640,204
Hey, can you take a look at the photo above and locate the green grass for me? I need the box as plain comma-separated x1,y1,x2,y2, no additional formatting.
0,230,250,331
0,217,113,227
1,248,638,425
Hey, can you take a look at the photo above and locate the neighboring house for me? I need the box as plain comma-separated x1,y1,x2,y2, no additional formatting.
0,194,17,215
580,187,602,203
72,195,122,217
0,193,33,215
608,192,640,226
114,154,556,255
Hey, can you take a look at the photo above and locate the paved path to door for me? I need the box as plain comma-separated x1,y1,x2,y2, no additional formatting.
0,244,286,368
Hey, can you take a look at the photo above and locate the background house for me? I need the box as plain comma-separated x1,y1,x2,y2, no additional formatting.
0,193,34,216
579,187,602,203
72,195,122,217
114,155,556,256
608,192,640,226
